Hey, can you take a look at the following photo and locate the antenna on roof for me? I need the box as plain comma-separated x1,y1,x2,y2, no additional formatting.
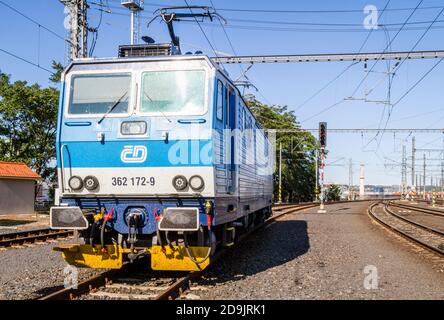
147,6,226,55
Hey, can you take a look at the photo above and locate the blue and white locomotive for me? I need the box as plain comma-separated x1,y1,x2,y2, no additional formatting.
50,42,274,271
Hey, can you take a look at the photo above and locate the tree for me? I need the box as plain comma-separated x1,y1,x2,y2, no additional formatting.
246,95,318,203
326,184,342,202
0,62,62,182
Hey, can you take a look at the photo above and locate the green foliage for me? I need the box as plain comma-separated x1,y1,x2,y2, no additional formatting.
326,184,342,202
49,61,64,84
246,95,318,203
0,66,61,182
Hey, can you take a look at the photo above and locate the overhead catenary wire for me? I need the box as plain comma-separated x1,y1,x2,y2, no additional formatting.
299,1,440,125
371,6,444,150
182,0,219,59
105,0,444,14
0,48,53,74
0,0,74,48
392,57,444,107
349,0,424,100
208,0,244,76
89,0,104,56
297,0,392,118
93,3,444,33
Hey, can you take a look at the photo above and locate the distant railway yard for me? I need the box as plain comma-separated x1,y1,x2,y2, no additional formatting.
1,200,442,300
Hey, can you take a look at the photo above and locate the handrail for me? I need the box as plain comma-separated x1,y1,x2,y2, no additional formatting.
60,144,68,192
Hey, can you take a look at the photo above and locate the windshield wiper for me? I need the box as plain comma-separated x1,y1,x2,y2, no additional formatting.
98,91,128,124
143,91,172,123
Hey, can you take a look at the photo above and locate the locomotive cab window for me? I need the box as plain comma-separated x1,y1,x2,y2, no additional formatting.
68,73,131,115
140,70,206,115
216,80,223,121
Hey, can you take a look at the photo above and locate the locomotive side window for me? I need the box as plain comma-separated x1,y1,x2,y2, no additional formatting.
216,80,223,121
141,70,206,115
68,73,131,115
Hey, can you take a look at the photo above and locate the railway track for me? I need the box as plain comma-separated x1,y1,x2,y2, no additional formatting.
0,228,73,248
368,202,444,256
38,203,318,301
389,201,444,218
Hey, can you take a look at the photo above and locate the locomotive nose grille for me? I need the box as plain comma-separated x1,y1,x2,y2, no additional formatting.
158,208,199,231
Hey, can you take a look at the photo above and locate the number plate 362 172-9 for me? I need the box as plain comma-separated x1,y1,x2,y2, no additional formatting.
111,176,156,187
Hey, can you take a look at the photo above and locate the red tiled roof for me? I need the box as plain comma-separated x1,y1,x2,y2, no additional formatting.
0,162,41,180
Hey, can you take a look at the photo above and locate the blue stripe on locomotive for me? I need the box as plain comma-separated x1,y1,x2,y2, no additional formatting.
58,140,212,168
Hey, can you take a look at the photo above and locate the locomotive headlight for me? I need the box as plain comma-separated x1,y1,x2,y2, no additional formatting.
172,175,188,191
121,121,147,135
84,175,99,191
189,175,204,191
68,176,83,191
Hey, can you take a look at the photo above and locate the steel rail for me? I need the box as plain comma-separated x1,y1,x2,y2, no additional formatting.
156,203,319,300
39,200,393,300
367,202,444,256
38,203,316,301
389,201,444,218
0,228,73,248
385,203,444,237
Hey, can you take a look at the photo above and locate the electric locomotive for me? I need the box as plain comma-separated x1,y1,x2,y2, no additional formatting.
50,41,273,271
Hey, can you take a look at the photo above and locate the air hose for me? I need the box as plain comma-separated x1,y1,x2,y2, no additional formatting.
100,208,114,248
100,217,107,248
183,231,212,265
89,221,99,245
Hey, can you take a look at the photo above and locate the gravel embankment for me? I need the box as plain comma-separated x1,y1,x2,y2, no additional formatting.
194,202,444,300
0,214,50,235
1,202,443,300
0,239,103,300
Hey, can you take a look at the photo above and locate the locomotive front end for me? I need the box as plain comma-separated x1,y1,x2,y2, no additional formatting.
51,56,216,271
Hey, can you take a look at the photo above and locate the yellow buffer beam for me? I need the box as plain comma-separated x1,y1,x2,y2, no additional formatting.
54,244,129,269
149,246,211,271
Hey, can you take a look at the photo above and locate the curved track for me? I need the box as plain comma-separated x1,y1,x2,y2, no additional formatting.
0,228,73,248
368,202,444,256
389,201,444,218
38,203,318,300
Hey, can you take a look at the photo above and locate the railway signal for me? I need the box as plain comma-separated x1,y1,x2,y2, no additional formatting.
318,122,327,213
319,122,327,148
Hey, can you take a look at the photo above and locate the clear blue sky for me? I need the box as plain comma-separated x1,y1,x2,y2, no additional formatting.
1,0,444,186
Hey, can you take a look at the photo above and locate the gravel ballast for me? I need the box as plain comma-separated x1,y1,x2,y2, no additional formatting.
194,201,444,299
0,239,103,300
1,202,443,300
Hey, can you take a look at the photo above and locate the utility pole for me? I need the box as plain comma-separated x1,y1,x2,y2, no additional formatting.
441,160,444,197
348,158,353,200
315,149,319,202
423,154,426,199
318,122,327,213
122,1,145,45
61,0,88,61
401,145,407,200
359,164,365,198
278,142,282,204
415,174,419,197
442,134,444,198
411,137,415,190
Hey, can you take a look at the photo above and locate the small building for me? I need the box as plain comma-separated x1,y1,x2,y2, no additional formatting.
0,162,41,215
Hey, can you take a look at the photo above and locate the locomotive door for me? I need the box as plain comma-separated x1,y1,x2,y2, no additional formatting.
226,88,237,194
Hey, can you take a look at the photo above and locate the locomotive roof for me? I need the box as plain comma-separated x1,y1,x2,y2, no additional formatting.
65,54,222,73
